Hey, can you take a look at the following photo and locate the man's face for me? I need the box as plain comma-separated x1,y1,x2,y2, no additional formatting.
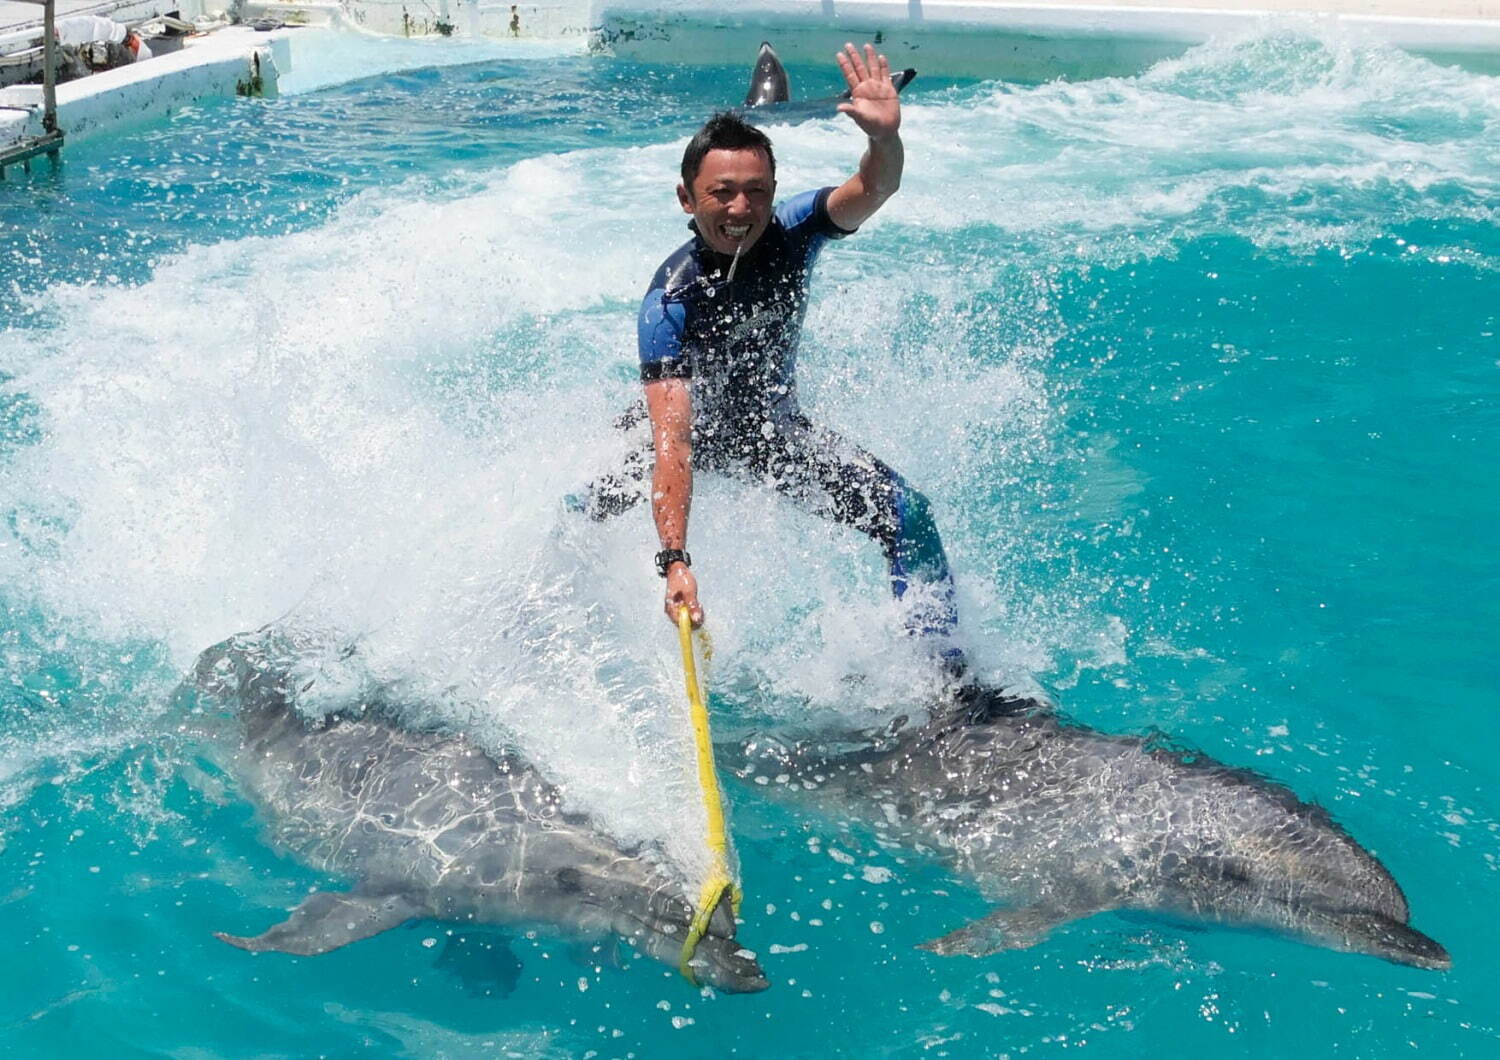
678,147,776,257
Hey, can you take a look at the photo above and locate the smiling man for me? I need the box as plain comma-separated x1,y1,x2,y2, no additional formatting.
587,43,964,677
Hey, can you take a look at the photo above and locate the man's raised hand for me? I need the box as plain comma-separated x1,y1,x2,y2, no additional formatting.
835,42,900,140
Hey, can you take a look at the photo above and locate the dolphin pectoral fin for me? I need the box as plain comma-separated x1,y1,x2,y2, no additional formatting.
215,888,423,956
919,903,1077,957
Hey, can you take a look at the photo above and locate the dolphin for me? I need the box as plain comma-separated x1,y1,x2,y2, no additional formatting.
186,631,769,993
734,685,1449,971
742,40,917,111
745,41,791,107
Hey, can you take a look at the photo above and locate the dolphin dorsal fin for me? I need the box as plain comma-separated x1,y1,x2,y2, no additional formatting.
744,41,790,107
834,67,918,102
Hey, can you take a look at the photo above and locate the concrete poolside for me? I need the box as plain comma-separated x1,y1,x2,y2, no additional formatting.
0,25,287,166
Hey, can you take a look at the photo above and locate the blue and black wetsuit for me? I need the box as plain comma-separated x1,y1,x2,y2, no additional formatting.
585,187,959,642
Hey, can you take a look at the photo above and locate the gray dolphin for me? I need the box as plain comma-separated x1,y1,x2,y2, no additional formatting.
735,686,1449,971
745,41,791,106
742,40,917,111
187,632,769,993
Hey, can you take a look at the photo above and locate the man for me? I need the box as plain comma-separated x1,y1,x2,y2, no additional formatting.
54,16,152,80
584,43,964,676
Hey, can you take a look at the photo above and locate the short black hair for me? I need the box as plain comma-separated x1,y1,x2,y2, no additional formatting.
680,111,776,191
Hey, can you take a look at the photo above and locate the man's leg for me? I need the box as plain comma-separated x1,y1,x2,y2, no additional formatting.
756,417,962,656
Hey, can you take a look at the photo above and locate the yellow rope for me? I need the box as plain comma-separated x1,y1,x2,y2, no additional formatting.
675,606,742,984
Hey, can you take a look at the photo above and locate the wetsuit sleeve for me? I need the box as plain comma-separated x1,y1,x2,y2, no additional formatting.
775,187,858,241
638,287,690,381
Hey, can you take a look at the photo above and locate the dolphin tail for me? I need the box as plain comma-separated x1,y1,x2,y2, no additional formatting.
744,41,790,107
919,901,1096,957
216,887,423,956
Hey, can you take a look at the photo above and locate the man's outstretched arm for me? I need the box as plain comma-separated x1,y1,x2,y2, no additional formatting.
645,377,703,627
828,42,904,232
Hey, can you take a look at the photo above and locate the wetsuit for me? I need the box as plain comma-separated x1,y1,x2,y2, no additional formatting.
583,187,958,641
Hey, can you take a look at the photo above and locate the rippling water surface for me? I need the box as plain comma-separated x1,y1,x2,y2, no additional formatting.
1,25,1496,1056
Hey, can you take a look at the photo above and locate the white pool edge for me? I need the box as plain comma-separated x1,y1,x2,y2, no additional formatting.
1,26,289,157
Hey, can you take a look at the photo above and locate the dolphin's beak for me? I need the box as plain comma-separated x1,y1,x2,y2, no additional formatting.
685,933,771,993
682,890,770,993
1338,912,1451,971
619,887,771,992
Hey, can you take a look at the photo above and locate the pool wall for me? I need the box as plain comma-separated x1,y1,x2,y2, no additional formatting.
304,0,1500,73
330,0,593,38
238,0,597,39
0,26,288,156
587,1,1500,78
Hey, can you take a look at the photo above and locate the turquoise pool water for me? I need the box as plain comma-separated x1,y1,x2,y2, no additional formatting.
1,25,1497,1056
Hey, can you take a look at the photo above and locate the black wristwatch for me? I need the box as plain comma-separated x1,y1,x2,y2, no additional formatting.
655,548,691,578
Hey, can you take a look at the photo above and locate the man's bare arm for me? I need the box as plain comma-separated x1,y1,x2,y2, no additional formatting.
645,377,703,626
828,42,904,232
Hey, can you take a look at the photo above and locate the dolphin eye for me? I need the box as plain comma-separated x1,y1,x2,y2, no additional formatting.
554,867,583,894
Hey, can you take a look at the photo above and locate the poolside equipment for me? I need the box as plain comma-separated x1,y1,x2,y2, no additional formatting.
674,606,742,984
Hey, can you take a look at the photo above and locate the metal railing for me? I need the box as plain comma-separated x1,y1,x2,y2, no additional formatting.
0,0,64,177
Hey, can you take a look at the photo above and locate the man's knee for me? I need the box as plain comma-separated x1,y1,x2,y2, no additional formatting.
578,477,644,520
889,478,949,581
573,408,652,521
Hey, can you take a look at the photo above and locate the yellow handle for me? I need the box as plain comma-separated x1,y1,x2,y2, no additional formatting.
675,606,742,984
